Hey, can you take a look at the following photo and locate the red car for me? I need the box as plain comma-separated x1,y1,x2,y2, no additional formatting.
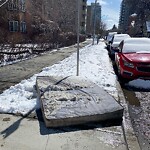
115,38,150,83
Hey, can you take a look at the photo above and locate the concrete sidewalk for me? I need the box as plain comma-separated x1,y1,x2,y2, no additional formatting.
0,40,141,150
0,109,140,150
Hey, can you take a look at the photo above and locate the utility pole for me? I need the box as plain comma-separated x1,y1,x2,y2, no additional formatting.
92,0,97,45
76,0,80,76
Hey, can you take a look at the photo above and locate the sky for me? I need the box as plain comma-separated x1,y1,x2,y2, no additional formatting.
87,0,122,29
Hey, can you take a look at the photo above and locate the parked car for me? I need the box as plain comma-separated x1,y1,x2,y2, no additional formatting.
106,32,117,50
115,38,150,83
109,34,130,59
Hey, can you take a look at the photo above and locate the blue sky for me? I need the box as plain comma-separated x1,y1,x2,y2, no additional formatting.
87,0,122,29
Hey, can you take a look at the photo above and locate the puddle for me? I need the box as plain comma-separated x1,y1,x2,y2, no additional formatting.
122,88,140,106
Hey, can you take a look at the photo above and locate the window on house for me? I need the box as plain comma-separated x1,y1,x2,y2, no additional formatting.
81,22,85,27
83,6,86,10
9,21,19,32
8,0,18,10
20,0,26,12
82,14,86,19
20,21,26,33
8,3,13,10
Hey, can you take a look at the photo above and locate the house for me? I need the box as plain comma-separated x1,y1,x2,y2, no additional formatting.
0,0,34,43
0,0,87,44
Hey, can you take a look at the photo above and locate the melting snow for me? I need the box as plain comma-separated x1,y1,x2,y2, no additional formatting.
0,42,118,115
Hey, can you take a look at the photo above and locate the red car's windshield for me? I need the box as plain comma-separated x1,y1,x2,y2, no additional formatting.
122,44,150,53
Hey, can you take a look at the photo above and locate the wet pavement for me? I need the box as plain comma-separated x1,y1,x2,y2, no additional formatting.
123,88,150,150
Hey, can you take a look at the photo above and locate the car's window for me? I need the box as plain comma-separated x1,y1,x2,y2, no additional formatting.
122,38,150,53
107,32,117,42
122,44,150,53
113,35,130,43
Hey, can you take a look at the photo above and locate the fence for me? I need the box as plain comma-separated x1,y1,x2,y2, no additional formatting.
0,33,86,65
0,43,53,64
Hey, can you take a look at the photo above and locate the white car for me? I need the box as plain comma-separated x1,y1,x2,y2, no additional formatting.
109,34,131,59
106,32,117,50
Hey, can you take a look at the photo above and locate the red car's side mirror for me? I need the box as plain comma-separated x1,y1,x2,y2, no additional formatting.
117,47,122,53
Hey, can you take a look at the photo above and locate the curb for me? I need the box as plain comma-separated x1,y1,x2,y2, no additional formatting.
116,81,141,150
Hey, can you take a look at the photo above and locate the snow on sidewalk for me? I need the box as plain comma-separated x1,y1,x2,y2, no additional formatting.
0,42,118,115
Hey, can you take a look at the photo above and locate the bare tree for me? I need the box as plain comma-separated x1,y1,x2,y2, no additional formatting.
45,0,77,33
98,22,107,37
126,0,150,36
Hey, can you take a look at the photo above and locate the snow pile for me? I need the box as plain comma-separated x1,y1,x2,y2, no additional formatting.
0,42,118,115
128,79,150,90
